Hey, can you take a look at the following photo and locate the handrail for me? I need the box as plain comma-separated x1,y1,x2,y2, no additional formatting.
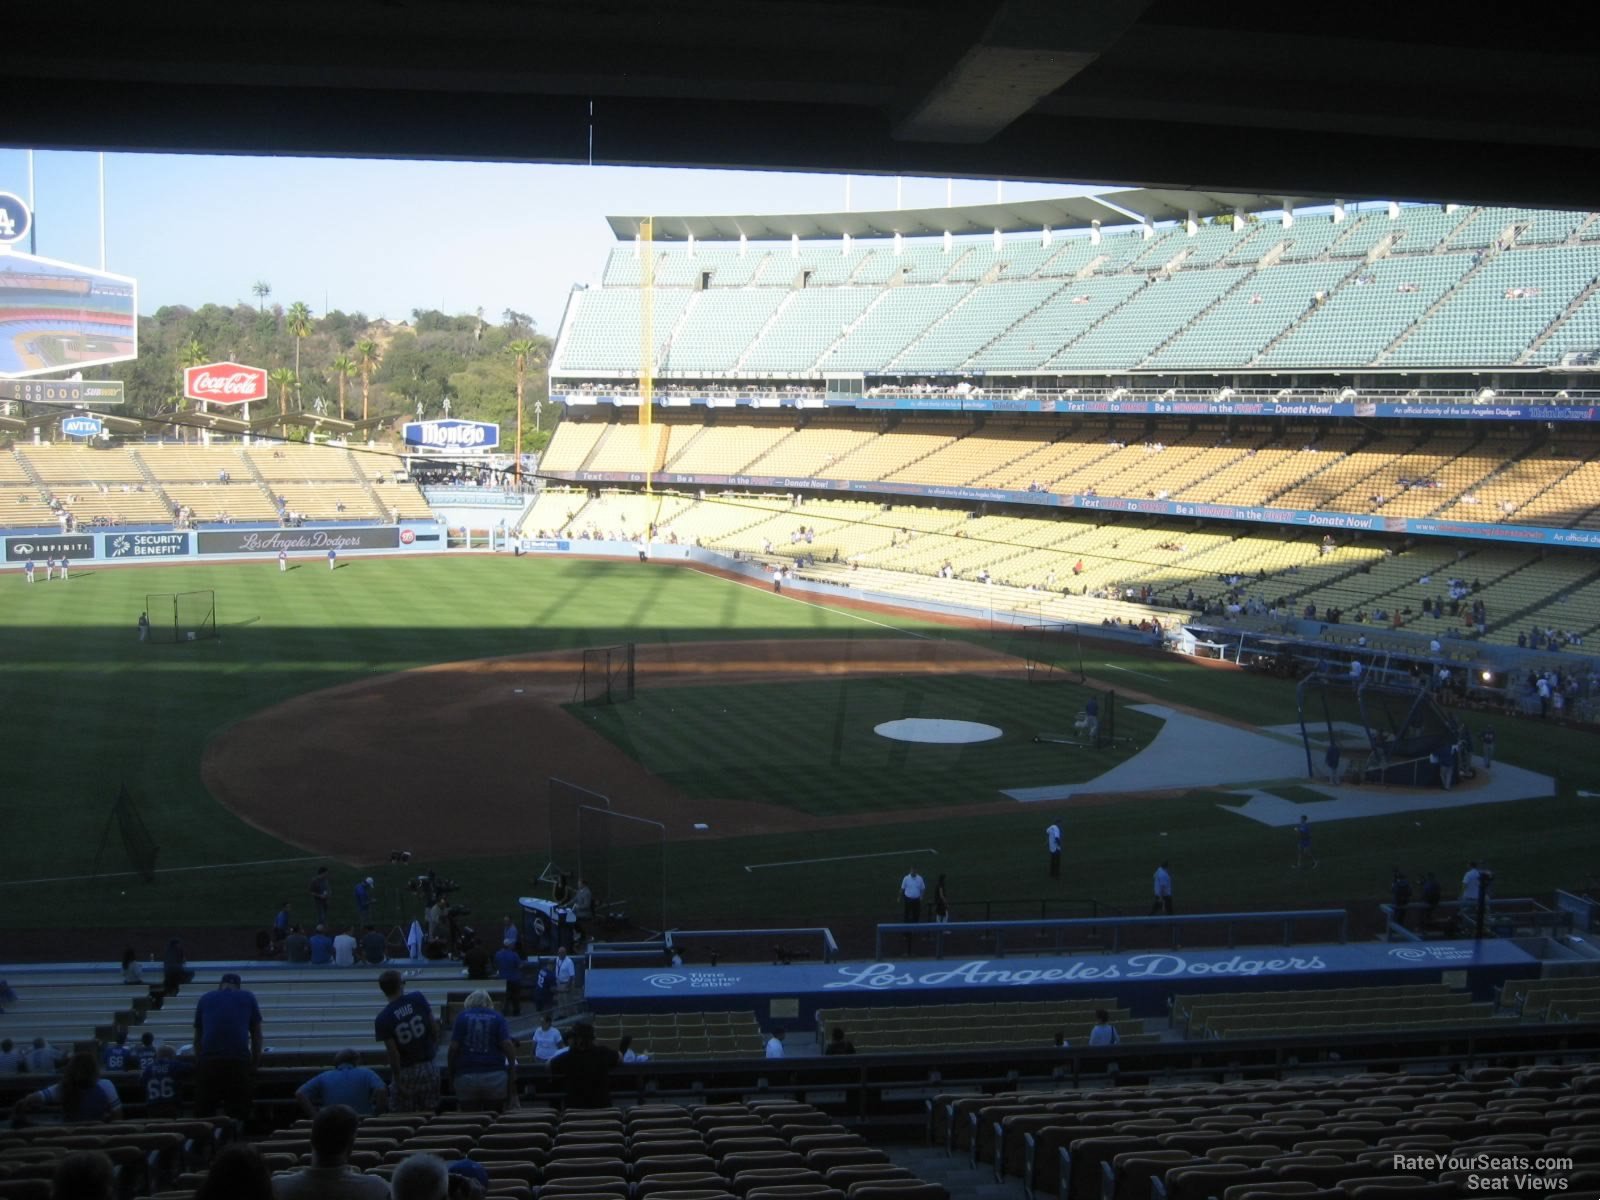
589,926,841,965
875,909,1348,959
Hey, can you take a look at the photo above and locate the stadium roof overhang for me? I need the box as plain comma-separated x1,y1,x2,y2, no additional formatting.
607,188,1343,242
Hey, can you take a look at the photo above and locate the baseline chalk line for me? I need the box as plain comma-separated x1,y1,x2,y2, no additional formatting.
744,848,939,873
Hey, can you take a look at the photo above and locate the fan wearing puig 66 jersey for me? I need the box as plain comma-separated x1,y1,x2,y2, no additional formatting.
374,969,439,1112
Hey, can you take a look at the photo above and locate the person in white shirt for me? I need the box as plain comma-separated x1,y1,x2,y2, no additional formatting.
531,1014,564,1062
554,948,576,992
1461,862,1482,903
618,1035,649,1063
332,927,359,967
899,868,926,924
1046,823,1062,879
764,1028,785,1059
1087,1009,1120,1047
1150,862,1173,916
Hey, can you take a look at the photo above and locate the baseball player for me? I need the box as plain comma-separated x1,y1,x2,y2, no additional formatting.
327,548,337,571
45,556,55,581
278,549,288,573
59,556,68,581
23,558,34,583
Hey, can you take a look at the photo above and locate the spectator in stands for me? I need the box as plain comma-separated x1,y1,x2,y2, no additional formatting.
354,877,374,924
196,1144,273,1200
26,1036,64,1074
120,947,142,985
1391,870,1413,928
765,1027,786,1058
532,1013,564,1062
295,1049,388,1117
825,1027,855,1055
533,959,557,1014
375,970,440,1113
99,1030,133,1071
48,1151,115,1200
1420,872,1442,926
284,925,311,963
360,925,386,965
193,972,263,1122
272,1104,389,1199
617,1034,649,1063
141,1045,185,1117
391,1153,451,1200
333,926,359,967
15,1050,123,1123
448,989,516,1111
932,873,949,924
554,947,576,993
310,925,335,965
273,901,291,947
550,1021,619,1109
162,938,189,997
495,941,524,1016
0,1038,22,1073
1088,1010,1121,1047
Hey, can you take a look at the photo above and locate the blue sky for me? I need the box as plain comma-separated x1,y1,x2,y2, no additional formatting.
0,150,1097,336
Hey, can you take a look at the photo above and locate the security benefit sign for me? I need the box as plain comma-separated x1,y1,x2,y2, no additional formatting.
197,526,401,555
402,419,500,451
5,534,95,562
103,531,190,559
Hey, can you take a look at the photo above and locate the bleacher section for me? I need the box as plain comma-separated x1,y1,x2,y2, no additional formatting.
1170,983,1495,1039
555,204,1600,377
815,1001,1155,1052
588,1011,766,1060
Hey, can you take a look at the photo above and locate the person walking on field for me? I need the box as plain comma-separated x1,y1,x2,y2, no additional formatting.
1150,861,1173,916
1294,814,1318,869
1046,821,1062,879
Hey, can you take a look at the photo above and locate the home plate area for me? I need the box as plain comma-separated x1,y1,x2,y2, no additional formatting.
1004,703,1556,825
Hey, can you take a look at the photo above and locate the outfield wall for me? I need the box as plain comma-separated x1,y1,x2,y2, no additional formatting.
0,521,446,567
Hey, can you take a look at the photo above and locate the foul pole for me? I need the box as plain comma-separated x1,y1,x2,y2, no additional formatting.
639,216,654,495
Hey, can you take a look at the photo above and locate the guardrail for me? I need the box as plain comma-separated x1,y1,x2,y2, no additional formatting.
1381,896,1573,943
875,909,1349,959
589,926,840,966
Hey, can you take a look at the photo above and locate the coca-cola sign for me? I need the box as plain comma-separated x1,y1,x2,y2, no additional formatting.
184,361,269,406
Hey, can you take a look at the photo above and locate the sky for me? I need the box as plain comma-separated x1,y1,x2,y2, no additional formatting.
0,149,1100,337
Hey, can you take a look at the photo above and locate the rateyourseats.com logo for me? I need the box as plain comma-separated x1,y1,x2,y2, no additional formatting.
644,971,741,991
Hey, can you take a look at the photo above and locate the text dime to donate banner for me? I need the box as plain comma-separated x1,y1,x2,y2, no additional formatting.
183,361,269,406
5,534,95,562
196,526,401,555
104,531,190,559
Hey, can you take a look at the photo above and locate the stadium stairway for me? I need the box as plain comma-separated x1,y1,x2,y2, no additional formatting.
1521,272,1600,364
1371,244,1501,365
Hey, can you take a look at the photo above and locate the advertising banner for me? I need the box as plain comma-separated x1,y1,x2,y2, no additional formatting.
183,361,269,407
60,415,104,438
197,526,401,555
102,531,190,559
402,419,500,450
4,534,96,562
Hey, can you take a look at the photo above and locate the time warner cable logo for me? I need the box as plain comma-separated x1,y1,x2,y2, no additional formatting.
644,974,686,990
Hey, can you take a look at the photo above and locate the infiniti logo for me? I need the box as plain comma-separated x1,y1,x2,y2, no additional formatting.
644,973,686,990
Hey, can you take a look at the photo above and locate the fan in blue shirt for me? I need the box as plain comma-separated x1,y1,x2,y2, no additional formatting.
295,1050,388,1116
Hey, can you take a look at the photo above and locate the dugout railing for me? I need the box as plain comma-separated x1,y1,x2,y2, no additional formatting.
587,925,841,967
875,908,1351,959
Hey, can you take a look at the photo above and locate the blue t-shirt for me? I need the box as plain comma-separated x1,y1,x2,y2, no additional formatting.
41,1078,120,1121
450,1009,511,1074
354,882,371,910
101,1043,133,1071
194,988,261,1060
141,1059,186,1112
274,910,289,934
310,934,334,964
299,1063,386,1114
494,948,523,982
375,992,437,1066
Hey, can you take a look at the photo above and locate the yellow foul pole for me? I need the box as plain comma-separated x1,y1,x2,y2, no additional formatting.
639,217,654,495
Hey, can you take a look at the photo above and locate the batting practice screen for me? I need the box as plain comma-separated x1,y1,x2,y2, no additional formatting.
146,590,217,644
578,643,636,706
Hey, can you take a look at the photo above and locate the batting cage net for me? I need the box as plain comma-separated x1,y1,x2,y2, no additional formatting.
577,804,667,934
146,591,217,644
1007,622,1086,684
1298,674,1459,786
93,782,160,883
577,643,636,706
544,777,610,890
1033,686,1123,749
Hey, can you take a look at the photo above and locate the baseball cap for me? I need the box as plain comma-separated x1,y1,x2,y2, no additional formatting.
365,877,375,886
220,972,243,986
448,1159,490,1189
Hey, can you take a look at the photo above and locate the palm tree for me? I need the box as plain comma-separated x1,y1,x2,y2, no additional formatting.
506,338,542,483
285,301,313,382
176,339,208,442
330,355,356,421
251,280,271,313
354,339,380,422
268,367,296,430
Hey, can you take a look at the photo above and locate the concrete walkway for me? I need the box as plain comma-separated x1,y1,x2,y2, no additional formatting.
1004,704,1557,826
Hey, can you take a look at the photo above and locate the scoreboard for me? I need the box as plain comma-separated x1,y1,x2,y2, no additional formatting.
0,380,125,405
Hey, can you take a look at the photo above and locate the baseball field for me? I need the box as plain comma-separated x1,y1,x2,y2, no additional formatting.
2,552,1596,957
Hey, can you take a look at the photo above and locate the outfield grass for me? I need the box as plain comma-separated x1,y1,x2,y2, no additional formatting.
1,553,1596,952
571,676,1161,815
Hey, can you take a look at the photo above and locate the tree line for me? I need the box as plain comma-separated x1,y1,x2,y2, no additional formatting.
101,292,559,452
